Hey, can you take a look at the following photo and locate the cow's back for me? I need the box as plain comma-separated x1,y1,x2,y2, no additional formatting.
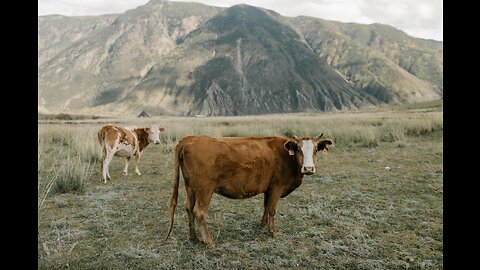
97,125,137,152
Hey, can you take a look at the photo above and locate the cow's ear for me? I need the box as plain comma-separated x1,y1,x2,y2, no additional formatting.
143,127,150,133
159,127,165,132
284,140,298,156
317,139,333,152
291,135,300,141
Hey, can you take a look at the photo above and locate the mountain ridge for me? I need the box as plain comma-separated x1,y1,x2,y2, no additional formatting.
38,0,442,116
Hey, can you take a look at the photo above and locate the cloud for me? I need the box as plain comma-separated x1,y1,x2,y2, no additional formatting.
38,0,442,41
357,0,443,40
38,0,150,16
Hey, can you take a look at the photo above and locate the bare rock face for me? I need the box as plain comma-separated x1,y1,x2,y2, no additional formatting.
197,82,235,116
38,1,442,116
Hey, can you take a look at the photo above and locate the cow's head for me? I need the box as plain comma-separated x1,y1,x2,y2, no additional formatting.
283,134,333,175
145,125,165,144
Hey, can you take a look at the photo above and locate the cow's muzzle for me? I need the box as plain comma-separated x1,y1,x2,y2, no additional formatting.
302,166,316,175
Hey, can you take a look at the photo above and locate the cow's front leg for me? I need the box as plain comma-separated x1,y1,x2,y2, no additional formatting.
123,157,131,175
134,153,141,175
265,189,282,237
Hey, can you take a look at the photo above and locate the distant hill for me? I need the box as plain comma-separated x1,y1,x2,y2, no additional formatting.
38,0,442,116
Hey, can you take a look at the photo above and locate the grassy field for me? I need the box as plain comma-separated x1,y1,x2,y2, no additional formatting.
38,100,443,269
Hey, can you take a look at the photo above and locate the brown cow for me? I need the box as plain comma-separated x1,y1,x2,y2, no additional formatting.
97,124,165,183
165,134,333,247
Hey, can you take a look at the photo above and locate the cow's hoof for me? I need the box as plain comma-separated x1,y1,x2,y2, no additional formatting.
206,241,215,248
190,236,200,243
122,172,128,176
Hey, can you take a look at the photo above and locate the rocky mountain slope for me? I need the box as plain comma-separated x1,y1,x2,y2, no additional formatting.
38,0,442,116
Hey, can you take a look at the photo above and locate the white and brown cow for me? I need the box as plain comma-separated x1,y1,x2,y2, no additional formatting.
97,124,165,183
165,134,333,247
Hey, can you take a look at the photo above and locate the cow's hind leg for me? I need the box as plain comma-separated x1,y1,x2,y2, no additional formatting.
193,189,215,248
184,184,199,242
123,157,130,176
261,191,271,227
134,153,142,175
100,158,105,182
101,151,114,183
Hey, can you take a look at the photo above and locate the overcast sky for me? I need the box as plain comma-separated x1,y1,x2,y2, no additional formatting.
38,0,443,41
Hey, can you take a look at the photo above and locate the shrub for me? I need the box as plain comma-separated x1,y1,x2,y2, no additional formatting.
55,113,73,120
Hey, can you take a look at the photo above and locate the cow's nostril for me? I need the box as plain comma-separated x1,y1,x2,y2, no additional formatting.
302,166,316,175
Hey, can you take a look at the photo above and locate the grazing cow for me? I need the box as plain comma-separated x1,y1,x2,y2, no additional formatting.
165,134,333,247
97,124,165,183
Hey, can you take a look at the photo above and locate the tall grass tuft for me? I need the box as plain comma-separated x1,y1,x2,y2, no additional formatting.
38,159,59,211
38,124,99,208
52,154,94,194
330,125,379,147
38,124,102,163
70,130,102,163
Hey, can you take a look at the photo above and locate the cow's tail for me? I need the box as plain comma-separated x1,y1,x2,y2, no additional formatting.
165,143,183,241
97,128,107,164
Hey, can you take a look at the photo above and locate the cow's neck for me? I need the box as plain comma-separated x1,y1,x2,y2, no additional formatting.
289,156,303,178
291,160,304,191
292,156,306,184
134,129,150,153
280,156,304,198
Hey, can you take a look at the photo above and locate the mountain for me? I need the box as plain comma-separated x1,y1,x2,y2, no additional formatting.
38,0,442,116
289,17,443,103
